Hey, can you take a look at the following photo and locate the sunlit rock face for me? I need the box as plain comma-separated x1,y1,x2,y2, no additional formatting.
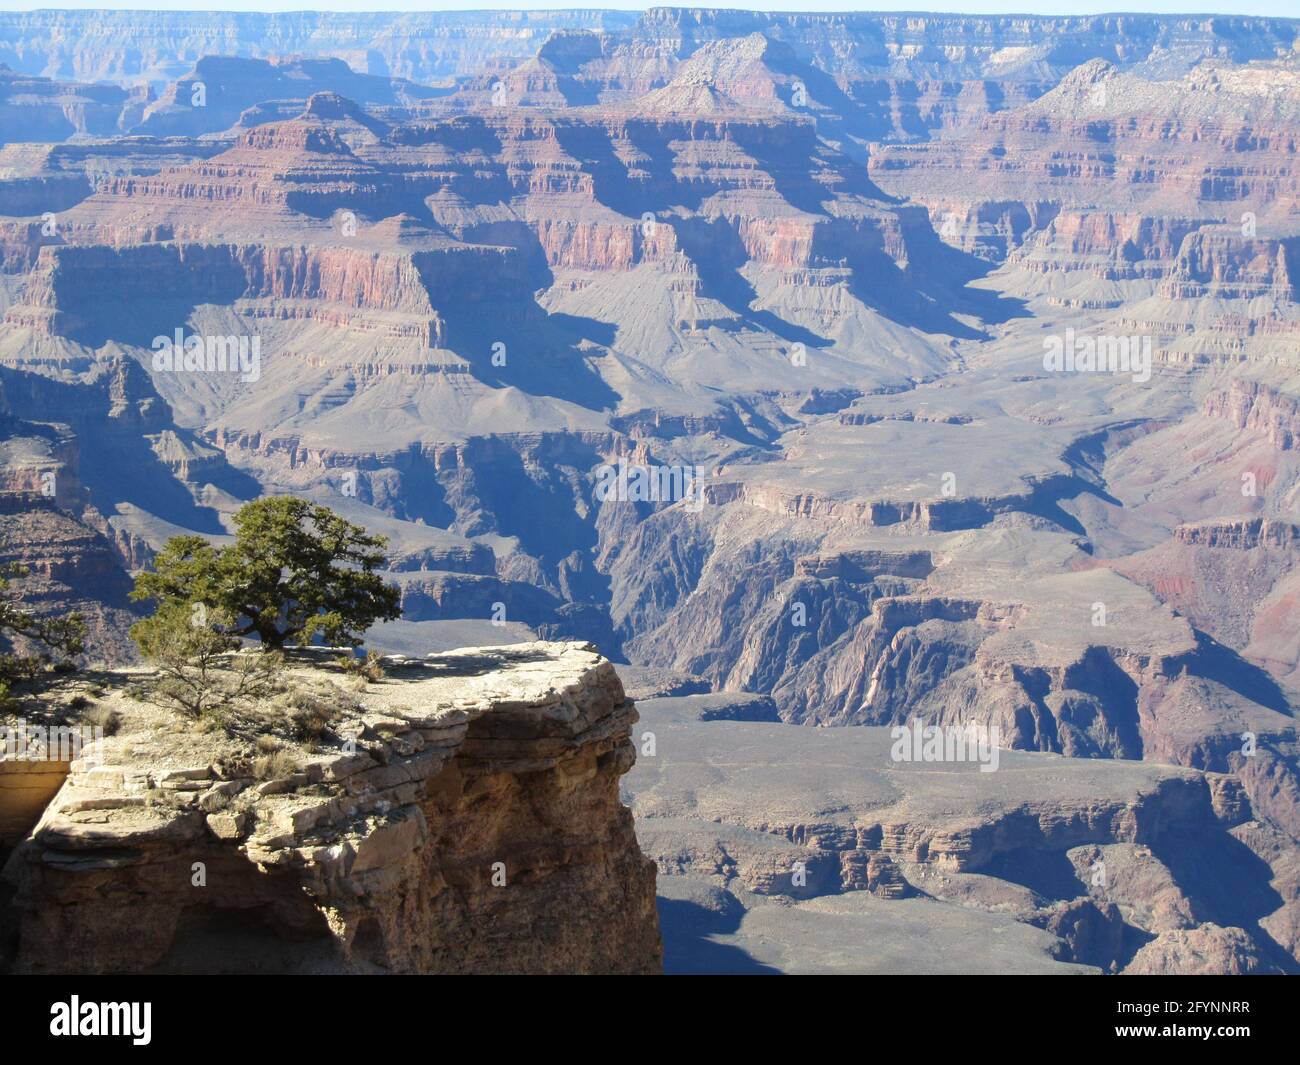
3,643,662,975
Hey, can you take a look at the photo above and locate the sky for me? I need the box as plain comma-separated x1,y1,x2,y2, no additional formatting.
0,1,1296,16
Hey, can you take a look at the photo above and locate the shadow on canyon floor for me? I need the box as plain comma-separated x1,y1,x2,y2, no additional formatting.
656,893,782,975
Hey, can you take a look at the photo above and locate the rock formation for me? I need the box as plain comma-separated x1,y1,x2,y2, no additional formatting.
626,692,1295,974
0,642,662,974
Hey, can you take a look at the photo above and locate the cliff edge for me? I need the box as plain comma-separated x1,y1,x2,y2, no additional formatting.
0,641,662,974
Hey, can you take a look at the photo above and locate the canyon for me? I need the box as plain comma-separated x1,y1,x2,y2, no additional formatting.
1,8,1299,975
2,642,662,974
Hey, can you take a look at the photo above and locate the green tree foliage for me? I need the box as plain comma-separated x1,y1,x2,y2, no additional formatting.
131,496,402,650
0,562,86,698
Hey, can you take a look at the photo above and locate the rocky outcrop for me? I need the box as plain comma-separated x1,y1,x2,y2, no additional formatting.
135,56,443,137
2,642,662,974
0,63,136,143
1205,379,1300,451
1126,924,1268,975
1163,231,1300,302
16,236,521,348
1109,514,1300,692
628,694,1292,973
1175,518,1300,551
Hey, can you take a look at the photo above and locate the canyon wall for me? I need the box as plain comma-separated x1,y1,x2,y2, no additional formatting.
2,9,1295,87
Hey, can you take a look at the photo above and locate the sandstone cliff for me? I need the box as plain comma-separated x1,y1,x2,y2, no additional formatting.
0,641,662,974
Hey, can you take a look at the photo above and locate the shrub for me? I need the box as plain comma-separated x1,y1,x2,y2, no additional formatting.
252,748,302,780
82,704,121,736
284,690,344,742
130,603,283,720
335,651,385,683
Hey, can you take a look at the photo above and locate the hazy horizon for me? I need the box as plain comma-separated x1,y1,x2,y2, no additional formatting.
1,2,1298,19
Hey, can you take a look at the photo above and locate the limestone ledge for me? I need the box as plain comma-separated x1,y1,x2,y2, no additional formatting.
3,641,661,974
